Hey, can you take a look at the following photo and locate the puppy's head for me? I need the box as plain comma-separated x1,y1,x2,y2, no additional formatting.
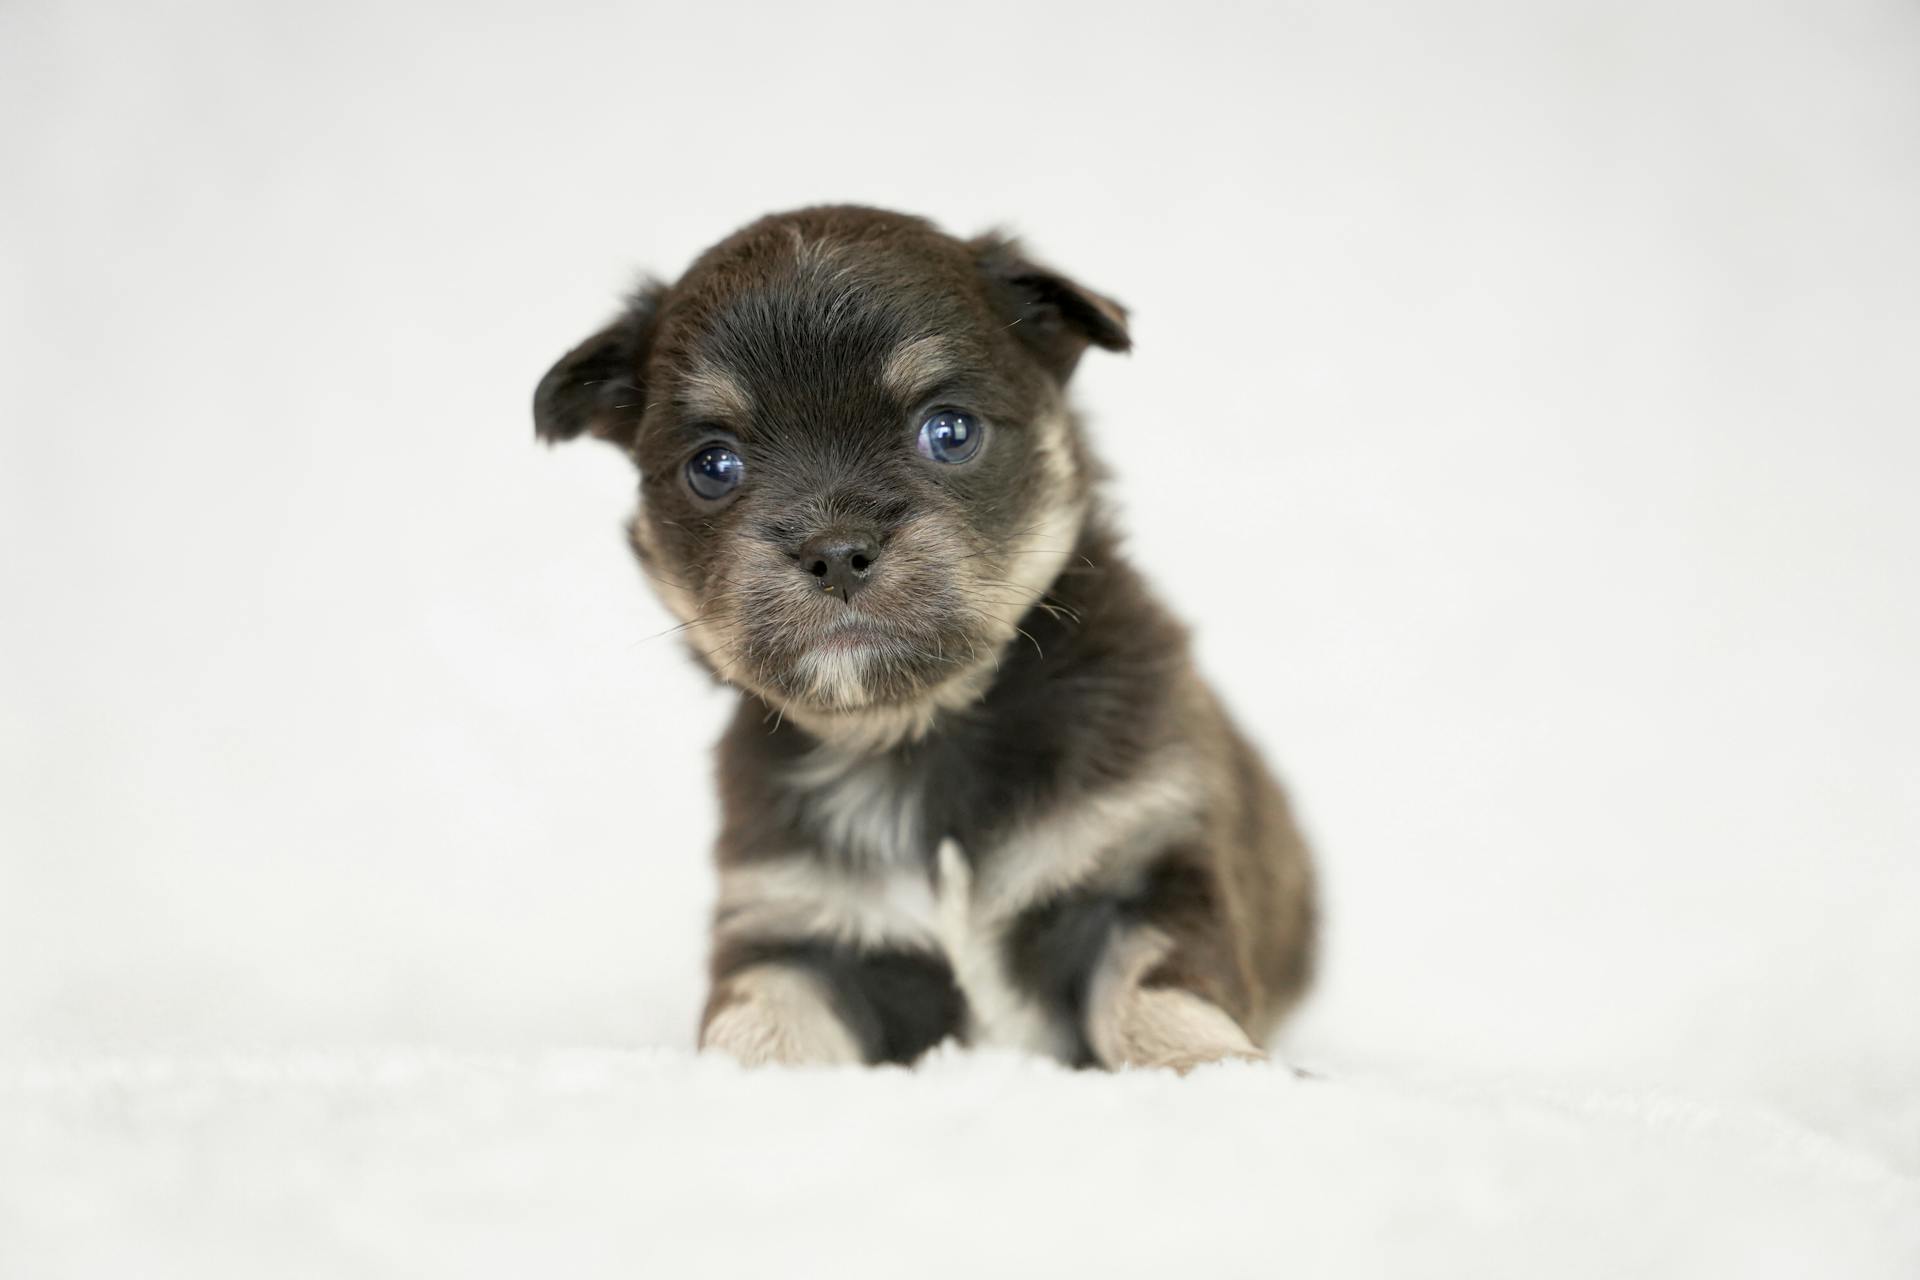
534,206,1128,738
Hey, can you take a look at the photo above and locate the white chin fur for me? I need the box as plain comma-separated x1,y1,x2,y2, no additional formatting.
793,645,875,710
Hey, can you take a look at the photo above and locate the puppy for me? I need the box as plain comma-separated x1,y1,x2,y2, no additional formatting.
534,206,1315,1071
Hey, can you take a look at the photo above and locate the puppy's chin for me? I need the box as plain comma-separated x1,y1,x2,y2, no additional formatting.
789,635,898,712
771,652,1000,753
689,604,994,753
761,614,972,715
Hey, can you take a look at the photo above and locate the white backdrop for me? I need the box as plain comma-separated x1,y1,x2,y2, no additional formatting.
4,0,1916,1168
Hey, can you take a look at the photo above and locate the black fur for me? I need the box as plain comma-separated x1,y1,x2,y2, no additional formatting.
533,282,664,449
1004,891,1128,1067
710,939,965,1066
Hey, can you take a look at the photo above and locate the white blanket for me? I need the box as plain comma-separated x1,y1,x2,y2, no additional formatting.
5,1048,1915,1279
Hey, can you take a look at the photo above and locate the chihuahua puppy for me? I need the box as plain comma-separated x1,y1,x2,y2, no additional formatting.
534,206,1314,1071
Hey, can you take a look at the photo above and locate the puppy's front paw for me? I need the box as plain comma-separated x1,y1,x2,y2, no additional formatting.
700,967,862,1068
1144,1045,1269,1076
1089,968,1271,1075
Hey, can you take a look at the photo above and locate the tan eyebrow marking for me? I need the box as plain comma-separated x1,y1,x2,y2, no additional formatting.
676,359,754,422
880,335,960,403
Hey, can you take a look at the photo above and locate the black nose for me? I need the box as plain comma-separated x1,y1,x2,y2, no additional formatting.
797,530,880,602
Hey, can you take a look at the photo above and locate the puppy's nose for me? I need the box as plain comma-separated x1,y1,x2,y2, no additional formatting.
797,531,880,603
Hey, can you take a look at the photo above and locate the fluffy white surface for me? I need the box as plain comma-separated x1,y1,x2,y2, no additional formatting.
5,1049,1916,1279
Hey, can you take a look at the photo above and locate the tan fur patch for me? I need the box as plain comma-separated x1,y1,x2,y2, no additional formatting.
628,511,702,625
972,403,1087,656
676,359,754,423
700,965,862,1067
628,510,752,692
714,857,938,951
880,334,959,403
1087,927,1265,1072
975,748,1203,923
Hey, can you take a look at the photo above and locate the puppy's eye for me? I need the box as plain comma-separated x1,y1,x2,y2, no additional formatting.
916,410,983,464
686,445,744,500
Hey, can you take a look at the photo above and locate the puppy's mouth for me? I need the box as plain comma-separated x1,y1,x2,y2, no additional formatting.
810,615,902,653
747,598,976,713
689,518,1035,714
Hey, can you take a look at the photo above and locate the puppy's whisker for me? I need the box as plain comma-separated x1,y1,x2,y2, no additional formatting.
761,700,789,735
633,615,709,646
981,617,1044,659
981,547,1078,557
636,568,699,592
952,524,1061,564
959,581,1083,627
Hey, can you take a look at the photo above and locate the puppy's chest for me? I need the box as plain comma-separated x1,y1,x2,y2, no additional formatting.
788,749,1076,1057
795,746,983,872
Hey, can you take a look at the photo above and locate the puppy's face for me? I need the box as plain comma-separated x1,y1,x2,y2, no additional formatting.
535,207,1128,729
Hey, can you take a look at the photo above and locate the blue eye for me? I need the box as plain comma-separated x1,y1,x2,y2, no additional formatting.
686,445,744,500
916,409,983,463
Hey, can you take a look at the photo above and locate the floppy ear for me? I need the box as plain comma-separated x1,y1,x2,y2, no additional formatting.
532,281,667,450
972,233,1131,382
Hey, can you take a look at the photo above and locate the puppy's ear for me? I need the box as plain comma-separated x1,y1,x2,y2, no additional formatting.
533,280,667,450
972,233,1130,382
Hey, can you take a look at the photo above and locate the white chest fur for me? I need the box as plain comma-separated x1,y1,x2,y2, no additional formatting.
714,747,1077,1059
714,836,1073,1058
929,837,1078,1059
719,742,1202,1062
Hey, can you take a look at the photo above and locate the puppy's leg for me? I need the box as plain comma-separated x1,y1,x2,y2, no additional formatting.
699,963,863,1067
1006,856,1268,1073
700,942,965,1068
1084,924,1265,1073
